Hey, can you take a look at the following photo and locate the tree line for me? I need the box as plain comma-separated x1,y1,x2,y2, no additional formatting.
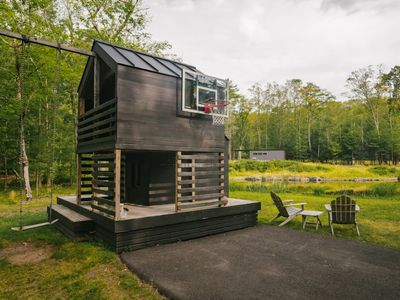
228,65,400,164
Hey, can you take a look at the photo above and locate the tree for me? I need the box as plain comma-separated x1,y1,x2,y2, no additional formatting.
299,82,334,159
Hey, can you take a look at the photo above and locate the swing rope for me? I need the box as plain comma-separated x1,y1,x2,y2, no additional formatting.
49,45,61,222
11,42,61,231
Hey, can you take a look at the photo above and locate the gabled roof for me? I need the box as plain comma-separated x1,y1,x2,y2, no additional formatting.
78,40,200,94
94,40,199,78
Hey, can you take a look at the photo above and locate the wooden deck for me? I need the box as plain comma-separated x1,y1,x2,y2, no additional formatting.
52,196,261,253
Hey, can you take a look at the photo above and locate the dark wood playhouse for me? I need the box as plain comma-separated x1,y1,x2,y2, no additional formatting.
50,40,260,252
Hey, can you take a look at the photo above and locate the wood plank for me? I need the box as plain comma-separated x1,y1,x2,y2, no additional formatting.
92,162,115,169
78,105,116,127
92,188,114,197
178,200,223,209
93,153,115,160
178,163,224,168
178,185,224,193
78,135,115,147
78,126,115,140
91,204,115,216
178,192,224,202
78,118,116,134
178,178,224,184
92,171,114,177
79,98,116,120
92,196,114,206
178,170,224,176
178,154,224,160
81,190,92,195
92,179,114,187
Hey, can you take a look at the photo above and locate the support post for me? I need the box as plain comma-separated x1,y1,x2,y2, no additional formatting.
175,151,181,212
114,149,121,220
76,154,81,205
93,56,100,107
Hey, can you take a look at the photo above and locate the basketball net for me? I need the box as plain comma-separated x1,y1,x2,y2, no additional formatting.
203,100,227,126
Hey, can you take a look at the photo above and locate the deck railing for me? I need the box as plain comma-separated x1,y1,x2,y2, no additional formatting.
77,98,117,153
175,151,225,211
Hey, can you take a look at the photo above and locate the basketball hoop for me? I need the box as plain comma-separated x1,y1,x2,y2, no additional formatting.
203,99,228,126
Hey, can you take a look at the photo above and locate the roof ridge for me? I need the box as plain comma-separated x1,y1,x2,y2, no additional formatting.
93,39,196,69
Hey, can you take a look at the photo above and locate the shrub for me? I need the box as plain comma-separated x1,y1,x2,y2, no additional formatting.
368,183,399,197
312,186,327,196
369,166,399,176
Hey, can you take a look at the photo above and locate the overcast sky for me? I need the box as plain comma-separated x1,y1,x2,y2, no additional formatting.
145,0,400,98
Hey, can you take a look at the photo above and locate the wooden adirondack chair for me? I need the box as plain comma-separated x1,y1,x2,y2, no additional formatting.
325,195,360,236
270,192,306,227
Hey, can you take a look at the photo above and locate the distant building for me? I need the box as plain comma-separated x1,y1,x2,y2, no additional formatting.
249,150,285,161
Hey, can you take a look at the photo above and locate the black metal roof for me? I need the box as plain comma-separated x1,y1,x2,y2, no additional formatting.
94,40,199,78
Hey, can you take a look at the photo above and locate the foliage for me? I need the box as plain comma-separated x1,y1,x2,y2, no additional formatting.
369,166,399,176
230,65,400,164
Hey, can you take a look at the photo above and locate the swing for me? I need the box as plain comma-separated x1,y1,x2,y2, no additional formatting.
11,41,61,231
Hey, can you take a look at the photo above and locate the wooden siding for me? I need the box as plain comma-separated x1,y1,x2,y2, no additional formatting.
116,66,225,152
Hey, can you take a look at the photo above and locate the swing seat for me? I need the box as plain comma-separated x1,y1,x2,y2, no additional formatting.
11,219,58,231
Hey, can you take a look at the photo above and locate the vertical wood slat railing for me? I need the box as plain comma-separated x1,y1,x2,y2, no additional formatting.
77,153,94,204
90,151,116,218
175,151,225,211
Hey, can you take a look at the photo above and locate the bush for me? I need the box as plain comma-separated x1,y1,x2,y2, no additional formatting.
369,166,399,176
312,186,327,196
368,183,399,197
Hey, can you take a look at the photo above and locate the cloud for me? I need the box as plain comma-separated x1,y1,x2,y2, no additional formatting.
320,0,400,14
146,0,400,98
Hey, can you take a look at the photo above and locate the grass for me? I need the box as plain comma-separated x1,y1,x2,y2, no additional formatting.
230,186,400,250
230,181,400,198
230,160,400,250
230,160,400,179
0,186,164,300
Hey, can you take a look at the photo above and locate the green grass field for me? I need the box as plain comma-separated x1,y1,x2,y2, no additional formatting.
230,159,400,179
229,160,400,250
1,161,399,298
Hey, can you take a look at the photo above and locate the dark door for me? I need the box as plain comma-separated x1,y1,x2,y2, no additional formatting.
126,154,149,205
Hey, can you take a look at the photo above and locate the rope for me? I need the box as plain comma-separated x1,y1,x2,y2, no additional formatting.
49,46,61,222
49,43,61,222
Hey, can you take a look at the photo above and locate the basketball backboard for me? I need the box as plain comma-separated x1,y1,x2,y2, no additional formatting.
181,69,229,118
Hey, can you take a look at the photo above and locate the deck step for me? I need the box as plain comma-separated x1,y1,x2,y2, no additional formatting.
49,204,95,239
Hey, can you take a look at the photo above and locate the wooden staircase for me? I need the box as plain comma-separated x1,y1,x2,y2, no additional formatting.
49,203,95,239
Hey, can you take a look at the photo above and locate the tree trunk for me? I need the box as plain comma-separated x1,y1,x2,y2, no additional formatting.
15,46,32,200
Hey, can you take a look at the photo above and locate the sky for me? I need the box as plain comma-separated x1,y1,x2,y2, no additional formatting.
145,0,400,98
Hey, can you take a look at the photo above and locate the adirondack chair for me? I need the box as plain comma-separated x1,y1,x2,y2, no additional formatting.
325,195,360,236
270,192,306,227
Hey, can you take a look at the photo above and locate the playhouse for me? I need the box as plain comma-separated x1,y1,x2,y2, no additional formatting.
51,40,260,252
